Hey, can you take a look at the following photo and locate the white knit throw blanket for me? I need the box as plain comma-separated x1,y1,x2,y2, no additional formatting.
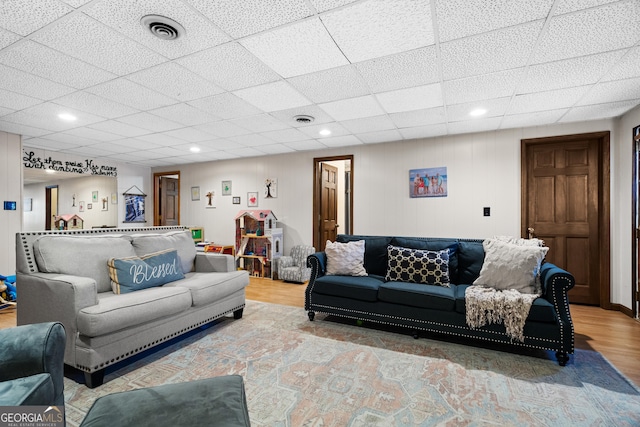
465,285,539,342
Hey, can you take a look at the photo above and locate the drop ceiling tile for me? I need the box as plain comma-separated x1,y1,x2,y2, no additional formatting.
554,0,620,15
322,0,434,63
390,107,446,128
260,128,308,143
63,144,118,157
435,0,553,42
509,86,590,114
205,151,241,160
519,51,625,93
195,121,251,138
226,147,267,158
255,144,296,155
143,146,185,157
355,46,439,93
340,115,396,134
398,124,447,140
240,18,349,78
0,0,72,36
84,0,229,59
149,104,216,127
198,139,244,151
501,109,567,129
603,47,640,81
116,112,183,133
185,0,312,38
0,106,14,117
447,117,503,134
109,138,164,152
44,131,100,146
177,43,280,92
319,95,385,121
0,64,74,100
561,99,640,122
234,81,312,112
0,28,21,49
299,122,350,138
576,77,640,106
127,63,224,102
287,65,370,103
102,150,157,161
53,92,139,119
377,84,443,114
59,0,92,7
228,133,276,147
319,134,362,148
87,79,177,111
441,21,543,81
60,126,121,142
0,41,116,89
2,102,106,132
269,105,334,127
228,114,289,133
23,137,80,151
88,120,151,138
163,127,214,142
444,69,522,104
0,120,51,137
32,13,165,75
446,97,511,122
357,129,403,144
188,93,262,120
137,133,187,146
284,139,328,151
533,1,640,64
0,89,42,110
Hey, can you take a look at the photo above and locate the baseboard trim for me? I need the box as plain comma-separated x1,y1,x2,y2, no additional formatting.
610,303,634,318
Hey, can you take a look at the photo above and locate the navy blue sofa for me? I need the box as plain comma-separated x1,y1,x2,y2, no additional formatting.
305,235,576,365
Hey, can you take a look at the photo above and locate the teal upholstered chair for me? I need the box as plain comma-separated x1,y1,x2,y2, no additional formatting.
278,245,315,283
0,322,66,407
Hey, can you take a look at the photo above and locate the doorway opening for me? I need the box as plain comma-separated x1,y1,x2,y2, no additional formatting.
45,185,58,230
631,125,640,319
313,155,353,252
153,171,180,226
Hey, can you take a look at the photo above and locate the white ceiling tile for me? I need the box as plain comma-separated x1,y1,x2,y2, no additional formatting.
195,121,252,138
61,144,118,157
340,115,396,134
60,126,121,142
398,124,447,140
0,88,42,110
0,0,72,36
53,91,138,120
234,81,311,112
149,104,216,127
226,147,267,158
2,102,106,132
441,21,543,81
84,0,229,59
87,79,177,110
241,18,349,78
137,133,187,146
228,114,289,133
509,86,590,114
0,64,73,100
127,63,224,102
501,109,567,129
260,128,308,143
205,151,241,160
162,127,214,142
23,137,80,151
0,106,15,117
319,95,385,121
435,0,554,42
88,120,151,138
389,107,446,128
116,112,183,133
603,47,640,82
534,1,640,63
287,65,370,103
188,93,262,120
554,0,620,15
185,0,312,38
447,117,503,134
355,46,439,93
299,122,350,138
59,0,91,7
255,144,296,155
228,133,276,147
0,28,21,49
43,131,99,146
377,84,443,114
446,97,511,122
284,139,328,151
444,69,522,104
198,139,245,151
519,51,625,93
561,99,640,122
357,129,403,144
97,140,147,153
269,105,335,127
0,120,51,137
576,77,640,106
322,0,434,63
32,13,165,75
0,41,116,89
177,43,280,91
319,134,362,148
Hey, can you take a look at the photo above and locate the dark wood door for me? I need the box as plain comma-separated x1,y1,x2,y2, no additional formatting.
523,133,608,305
319,163,338,251
160,177,179,226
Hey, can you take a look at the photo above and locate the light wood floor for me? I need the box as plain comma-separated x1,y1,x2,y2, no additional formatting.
2,277,638,386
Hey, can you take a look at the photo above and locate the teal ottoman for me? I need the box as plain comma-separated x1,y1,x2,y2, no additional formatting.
80,375,250,427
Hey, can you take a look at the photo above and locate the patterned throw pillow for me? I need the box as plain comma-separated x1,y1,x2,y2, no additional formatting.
108,249,185,294
325,240,367,276
385,245,450,287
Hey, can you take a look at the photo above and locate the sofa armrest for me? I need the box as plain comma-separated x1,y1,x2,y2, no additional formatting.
279,256,294,270
0,322,66,406
539,262,576,352
305,252,327,310
195,253,235,273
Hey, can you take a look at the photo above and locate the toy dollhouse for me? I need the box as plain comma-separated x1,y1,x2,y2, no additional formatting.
235,210,283,278
54,214,84,230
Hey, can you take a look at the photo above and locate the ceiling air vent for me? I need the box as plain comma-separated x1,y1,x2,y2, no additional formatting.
293,115,315,124
141,15,185,40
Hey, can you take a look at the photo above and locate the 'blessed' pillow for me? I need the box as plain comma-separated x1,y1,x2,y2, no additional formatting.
108,249,185,294
325,240,367,276
385,245,450,287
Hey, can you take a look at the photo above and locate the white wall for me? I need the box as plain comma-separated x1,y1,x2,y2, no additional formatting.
0,131,22,274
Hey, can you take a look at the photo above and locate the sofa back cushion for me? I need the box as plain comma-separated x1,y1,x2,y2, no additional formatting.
457,240,485,284
131,230,196,274
336,235,393,277
33,235,136,293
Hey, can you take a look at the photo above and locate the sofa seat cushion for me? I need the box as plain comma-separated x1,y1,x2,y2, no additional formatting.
378,282,456,311
164,271,248,307
0,374,53,406
131,231,196,274
311,275,384,302
77,287,192,337
455,284,558,323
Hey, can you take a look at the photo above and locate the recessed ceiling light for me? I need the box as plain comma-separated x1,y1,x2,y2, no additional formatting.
469,108,487,117
319,129,332,136
45,169,55,174
58,113,77,121
190,146,201,153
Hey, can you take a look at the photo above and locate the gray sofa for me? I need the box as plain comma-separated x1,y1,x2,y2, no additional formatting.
16,226,249,388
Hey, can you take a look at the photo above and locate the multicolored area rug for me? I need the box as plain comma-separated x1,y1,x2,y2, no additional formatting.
64,300,640,426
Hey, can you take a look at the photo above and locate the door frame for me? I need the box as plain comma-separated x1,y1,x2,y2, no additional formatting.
153,171,180,226
521,131,610,309
313,155,354,251
631,126,640,319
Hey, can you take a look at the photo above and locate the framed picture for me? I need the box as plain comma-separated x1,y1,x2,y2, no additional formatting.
264,178,277,198
87,203,93,210
232,196,241,204
92,191,98,203
205,190,216,208
101,197,108,211
79,201,85,212
247,192,258,207
409,167,447,198
123,185,146,223
191,186,200,201
222,180,232,196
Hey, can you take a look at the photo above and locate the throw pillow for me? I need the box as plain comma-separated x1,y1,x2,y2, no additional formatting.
473,239,548,294
493,235,545,247
325,240,367,276
385,245,450,287
108,249,185,294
